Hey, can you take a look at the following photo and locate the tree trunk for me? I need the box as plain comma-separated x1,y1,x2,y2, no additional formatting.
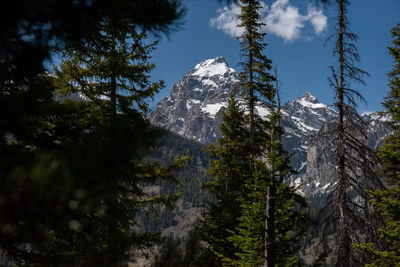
264,180,276,267
249,48,255,155
336,0,350,266
111,31,117,124
111,74,117,121
264,89,277,267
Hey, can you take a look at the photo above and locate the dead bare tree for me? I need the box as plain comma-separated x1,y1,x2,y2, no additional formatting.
319,0,384,266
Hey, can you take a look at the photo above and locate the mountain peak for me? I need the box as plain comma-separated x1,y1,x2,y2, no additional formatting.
289,91,328,110
300,91,318,103
192,56,235,78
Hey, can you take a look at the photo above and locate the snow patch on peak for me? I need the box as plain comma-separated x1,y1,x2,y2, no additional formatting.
362,111,374,116
201,102,227,118
363,112,391,122
255,105,270,118
302,91,318,102
297,99,327,109
192,57,235,78
292,92,328,109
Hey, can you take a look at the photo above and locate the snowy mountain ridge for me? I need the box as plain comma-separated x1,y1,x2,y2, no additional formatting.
150,57,389,197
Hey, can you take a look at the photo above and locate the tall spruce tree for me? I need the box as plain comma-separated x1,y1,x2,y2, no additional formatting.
320,0,382,265
237,0,274,154
228,81,307,266
235,3,279,263
357,23,400,267
199,94,251,265
226,1,307,266
51,19,189,264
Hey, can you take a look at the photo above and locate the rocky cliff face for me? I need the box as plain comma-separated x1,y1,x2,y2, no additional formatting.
150,57,238,144
150,56,390,197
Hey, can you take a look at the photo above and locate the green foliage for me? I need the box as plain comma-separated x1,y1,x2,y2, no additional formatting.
237,0,275,155
0,1,185,265
55,28,162,115
200,1,308,266
199,95,251,265
237,0,274,89
357,23,400,267
141,129,211,233
229,163,307,267
46,21,188,264
223,1,308,266
152,229,210,267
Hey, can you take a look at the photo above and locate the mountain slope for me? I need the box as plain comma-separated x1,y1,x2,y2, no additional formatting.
150,56,389,197
150,57,238,144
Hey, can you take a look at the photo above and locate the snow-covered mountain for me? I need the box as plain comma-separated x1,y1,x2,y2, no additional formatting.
150,56,238,144
150,56,389,197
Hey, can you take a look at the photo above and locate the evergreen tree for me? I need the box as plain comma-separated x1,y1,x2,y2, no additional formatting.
237,0,274,154
0,1,185,265
49,20,189,264
229,80,307,267
357,23,400,267
152,229,209,267
223,1,307,266
0,0,184,157
199,94,252,265
235,1,278,262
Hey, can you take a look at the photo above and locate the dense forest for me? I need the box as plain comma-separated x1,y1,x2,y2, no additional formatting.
0,0,399,266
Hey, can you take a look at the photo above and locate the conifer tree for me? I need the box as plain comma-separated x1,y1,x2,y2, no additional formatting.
237,0,274,154
49,19,189,264
229,78,307,267
199,3,273,263
357,23,400,267
320,0,382,265
225,1,307,266
0,1,185,265
199,94,252,265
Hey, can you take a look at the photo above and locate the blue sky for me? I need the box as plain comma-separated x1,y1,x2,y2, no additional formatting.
150,0,400,113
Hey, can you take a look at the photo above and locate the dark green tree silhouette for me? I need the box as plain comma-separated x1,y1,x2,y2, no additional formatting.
47,19,188,264
0,0,185,265
152,229,208,267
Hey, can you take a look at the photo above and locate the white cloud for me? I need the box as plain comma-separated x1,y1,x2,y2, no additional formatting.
209,4,243,38
307,6,328,35
209,0,328,42
265,0,305,42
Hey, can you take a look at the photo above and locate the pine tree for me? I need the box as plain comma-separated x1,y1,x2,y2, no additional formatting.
225,1,307,266
0,1,185,265
356,23,400,267
199,94,252,265
229,80,307,267
48,19,189,264
320,0,382,265
237,0,274,154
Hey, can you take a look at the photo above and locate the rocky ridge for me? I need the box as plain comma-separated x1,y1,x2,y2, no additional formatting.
150,57,238,144
150,57,390,197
